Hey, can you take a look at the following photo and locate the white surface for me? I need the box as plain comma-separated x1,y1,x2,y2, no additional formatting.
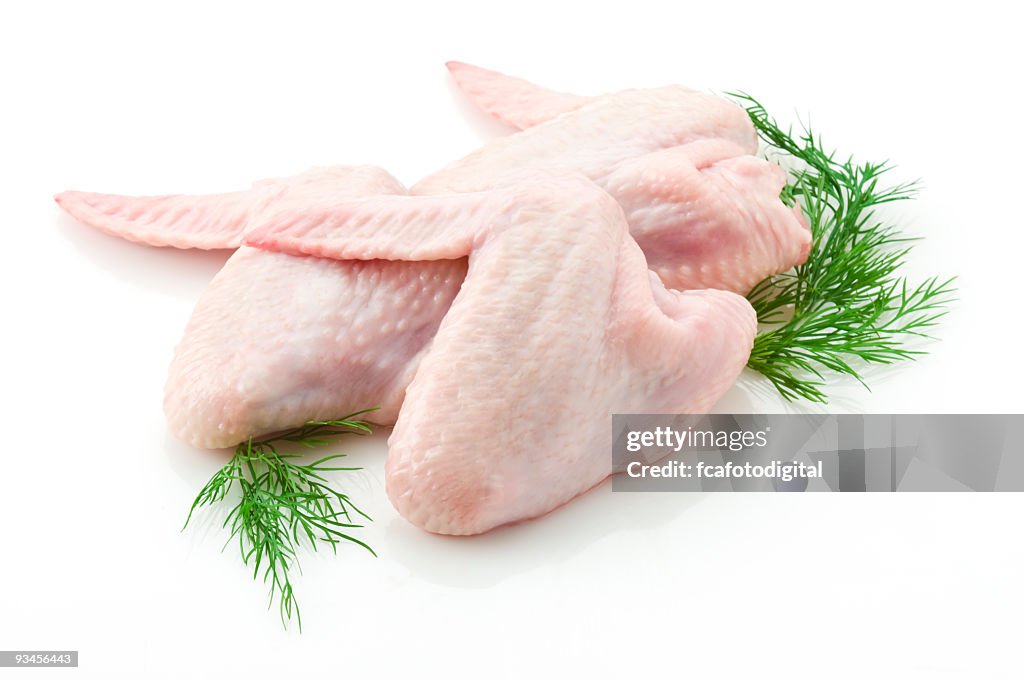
1,1,1022,678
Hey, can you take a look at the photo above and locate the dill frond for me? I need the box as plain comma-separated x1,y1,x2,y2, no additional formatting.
730,93,956,402
183,409,378,630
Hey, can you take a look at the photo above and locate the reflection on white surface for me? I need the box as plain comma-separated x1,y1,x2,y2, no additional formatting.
383,480,707,589
53,209,232,301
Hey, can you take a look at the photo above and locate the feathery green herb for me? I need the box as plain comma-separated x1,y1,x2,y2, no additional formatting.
729,93,956,402
183,409,378,630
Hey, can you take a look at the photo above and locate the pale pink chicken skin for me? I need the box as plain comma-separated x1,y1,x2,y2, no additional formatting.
55,63,807,293
56,64,808,450
54,166,387,250
159,166,470,448
165,251,466,448
289,175,755,534
444,61,591,130
249,140,807,297
164,141,798,448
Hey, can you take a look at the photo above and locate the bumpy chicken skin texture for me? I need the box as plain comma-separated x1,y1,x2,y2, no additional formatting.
299,176,756,534
57,65,807,451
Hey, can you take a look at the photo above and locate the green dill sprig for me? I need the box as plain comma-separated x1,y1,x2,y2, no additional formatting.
729,93,956,402
183,409,379,630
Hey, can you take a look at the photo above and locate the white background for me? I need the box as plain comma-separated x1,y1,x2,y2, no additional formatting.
2,1,1022,678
